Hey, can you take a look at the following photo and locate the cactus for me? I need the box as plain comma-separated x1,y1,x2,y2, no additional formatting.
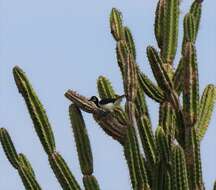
1,0,216,190
0,128,42,190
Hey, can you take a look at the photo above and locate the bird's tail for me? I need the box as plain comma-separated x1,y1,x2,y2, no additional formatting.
115,94,125,99
114,94,125,105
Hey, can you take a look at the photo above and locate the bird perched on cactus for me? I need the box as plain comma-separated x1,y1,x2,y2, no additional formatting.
1,0,216,190
89,95,125,112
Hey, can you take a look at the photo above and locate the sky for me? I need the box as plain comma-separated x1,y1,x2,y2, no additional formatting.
0,0,215,189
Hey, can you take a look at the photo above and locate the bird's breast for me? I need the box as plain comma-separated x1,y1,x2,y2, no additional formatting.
100,103,115,111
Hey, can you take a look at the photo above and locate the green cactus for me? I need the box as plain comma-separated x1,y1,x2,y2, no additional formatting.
1,0,216,190
0,128,42,190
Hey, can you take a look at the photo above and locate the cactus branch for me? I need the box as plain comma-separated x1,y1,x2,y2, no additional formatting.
13,66,56,155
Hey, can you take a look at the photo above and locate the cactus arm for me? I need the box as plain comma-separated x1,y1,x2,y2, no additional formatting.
161,0,180,64
184,128,204,189
173,58,184,95
123,53,138,103
124,126,150,190
146,46,181,112
13,66,55,155
13,66,83,189
118,24,158,184
69,104,101,190
18,167,41,190
147,46,173,93
69,105,93,175
136,115,157,169
196,84,216,140
0,128,41,190
18,166,42,190
111,8,149,128
124,127,139,189
110,8,125,41
97,76,116,99
171,144,189,190
185,13,196,42
124,27,136,59
116,41,129,77
190,0,202,41
192,128,204,189
138,72,165,103
123,52,138,132
146,46,187,145
49,152,81,190
155,126,170,165
159,102,175,143
117,24,150,188
18,153,36,177
182,13,195,51
154,0,164,49
182,42,200,189
182,43,199,127
177,10,197,93
154,127,172,190
135,86,152,125
0,128,20,168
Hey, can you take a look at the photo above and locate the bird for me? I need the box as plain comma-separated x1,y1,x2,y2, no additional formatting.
88,95,125,112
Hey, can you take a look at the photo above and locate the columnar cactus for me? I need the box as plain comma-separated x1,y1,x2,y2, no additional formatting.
1,0,216,189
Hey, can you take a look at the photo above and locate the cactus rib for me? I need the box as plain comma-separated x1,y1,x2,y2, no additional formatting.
49,151,81,190
13,66,55,155
69,104,93,175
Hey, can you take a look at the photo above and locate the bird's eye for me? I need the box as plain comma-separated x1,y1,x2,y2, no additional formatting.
89,96,96,102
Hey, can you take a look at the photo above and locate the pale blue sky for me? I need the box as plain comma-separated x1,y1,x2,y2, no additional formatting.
0,0,215,189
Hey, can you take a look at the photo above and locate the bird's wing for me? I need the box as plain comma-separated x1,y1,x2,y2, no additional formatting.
99,98,116,105
99,95,125,106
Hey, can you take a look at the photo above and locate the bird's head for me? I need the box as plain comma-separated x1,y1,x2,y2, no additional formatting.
89,96,99,105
